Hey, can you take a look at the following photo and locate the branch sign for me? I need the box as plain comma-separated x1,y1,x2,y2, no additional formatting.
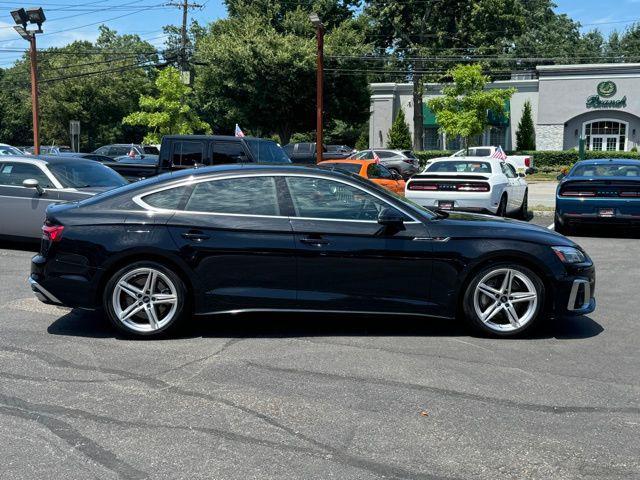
587,81,626,109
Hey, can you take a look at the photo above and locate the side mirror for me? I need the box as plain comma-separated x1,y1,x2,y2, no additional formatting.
377,208,405,230
23,178,44,195
390,170,402,180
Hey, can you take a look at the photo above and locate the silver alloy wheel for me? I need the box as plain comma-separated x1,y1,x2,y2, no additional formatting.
112,267,178,333
473,268,538,332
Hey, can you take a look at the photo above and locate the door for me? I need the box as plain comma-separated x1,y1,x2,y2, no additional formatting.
157,175,298,312
590,135,619,151
284,175,434,314
500,162,524,211
0,162,60,238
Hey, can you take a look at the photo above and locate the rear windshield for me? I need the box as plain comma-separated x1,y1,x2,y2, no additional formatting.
48,161,127,188
245,139,291,163
401,150,416,159
571,163,640,177
320,162,362,174
427,161,492,174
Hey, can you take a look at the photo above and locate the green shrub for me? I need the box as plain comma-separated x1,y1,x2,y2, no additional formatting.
512,150,640,167
387,110,412,150
414,150,454,167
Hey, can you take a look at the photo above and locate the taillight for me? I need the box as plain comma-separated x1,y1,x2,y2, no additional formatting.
457,183,490,192
408,183,437,190
620,191,640,197
524,157,531,168
42,224,64,242
560,191,596,197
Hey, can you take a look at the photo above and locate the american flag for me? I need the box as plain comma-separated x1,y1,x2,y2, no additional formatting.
235,124,245,138
491,145,507,160
373,151,381,163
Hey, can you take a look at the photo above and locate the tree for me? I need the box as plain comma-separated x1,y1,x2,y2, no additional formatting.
515,100,535,151
194,6,371,144
123,67,210,143
387,109,412,149
0,27,158,149
427,64,515,151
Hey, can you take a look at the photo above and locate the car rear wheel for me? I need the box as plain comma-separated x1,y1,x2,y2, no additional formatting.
104,261,187,337
463,263,544,337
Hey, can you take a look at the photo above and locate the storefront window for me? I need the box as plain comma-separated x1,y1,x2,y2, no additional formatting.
423,127,441,150
584,120,627,151
489,126,507,147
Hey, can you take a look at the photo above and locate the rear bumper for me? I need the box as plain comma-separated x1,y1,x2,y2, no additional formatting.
556,197,640,226
406,193,498,214
28,277,63,305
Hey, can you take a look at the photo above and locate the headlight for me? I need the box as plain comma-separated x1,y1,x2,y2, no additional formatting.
552,246,586,264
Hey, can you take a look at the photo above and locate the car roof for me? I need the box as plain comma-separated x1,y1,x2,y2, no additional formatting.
33,154,98,165
573,158,640,166
318,159,373,165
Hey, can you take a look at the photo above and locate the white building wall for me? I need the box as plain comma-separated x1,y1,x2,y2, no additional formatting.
536,124,565,150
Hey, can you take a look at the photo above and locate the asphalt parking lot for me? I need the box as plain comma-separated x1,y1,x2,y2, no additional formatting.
0,215,638,480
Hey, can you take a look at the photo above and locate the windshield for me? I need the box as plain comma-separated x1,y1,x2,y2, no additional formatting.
321,162,362,174
571,163,640,177
143,146,160,155
245,139,291,163
0,145,23,155
48,161,127,188
427,161,492,174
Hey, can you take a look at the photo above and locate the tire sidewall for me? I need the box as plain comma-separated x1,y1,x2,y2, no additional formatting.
463,262,545,337
103,261,187,337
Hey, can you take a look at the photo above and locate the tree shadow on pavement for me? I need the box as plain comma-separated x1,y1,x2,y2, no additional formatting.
47,309,603,341
569,225,640,239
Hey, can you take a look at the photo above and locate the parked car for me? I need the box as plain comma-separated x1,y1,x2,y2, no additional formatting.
405,158,528,217
45,152,115,163
318,158,406,195
30,164,595,338
0,156,127,240
93,144,160,159
24,145,73,155
0,143,25,156
351,149,420,179
555,159,640,234
283,142,351,164
427,146,533,174
98,135,290,181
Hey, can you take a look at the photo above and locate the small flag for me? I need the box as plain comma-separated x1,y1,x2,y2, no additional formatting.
373,151,381,164
491,145,507,160
235,124,245,138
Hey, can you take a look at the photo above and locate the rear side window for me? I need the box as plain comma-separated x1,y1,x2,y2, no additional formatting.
172,141,204,167
321,162,362,174
473,148,492,157
211,141,246,165
110,146,131,156
376,151,395,158
367,163,393,179
142,185,191,210
297,143,313,153
245,139,291,163
185,176,280,216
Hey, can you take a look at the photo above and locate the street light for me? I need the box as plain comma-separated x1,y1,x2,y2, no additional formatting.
309,12,324,164
10,7,45,155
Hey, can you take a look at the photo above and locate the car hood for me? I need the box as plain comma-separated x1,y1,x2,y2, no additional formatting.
433,211,575,247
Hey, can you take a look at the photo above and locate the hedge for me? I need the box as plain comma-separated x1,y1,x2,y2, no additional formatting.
415,149,640,168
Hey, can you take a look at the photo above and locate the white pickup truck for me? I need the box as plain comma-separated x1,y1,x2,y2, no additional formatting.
427,146,533,174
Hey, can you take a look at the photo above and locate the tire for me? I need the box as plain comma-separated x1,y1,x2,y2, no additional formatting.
517,190,529,220
496,195,507,217
554,214,570,235
462,262,544,337
103,261,188,337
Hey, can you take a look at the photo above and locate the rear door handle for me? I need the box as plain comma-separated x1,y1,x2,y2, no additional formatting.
181,230,210,241
300,236,329,246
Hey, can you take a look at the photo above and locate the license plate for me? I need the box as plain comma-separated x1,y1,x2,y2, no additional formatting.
438,200,454,210
598,208,615,217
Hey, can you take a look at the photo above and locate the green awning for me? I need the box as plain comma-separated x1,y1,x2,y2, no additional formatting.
422,103,438,127
487,100,510,127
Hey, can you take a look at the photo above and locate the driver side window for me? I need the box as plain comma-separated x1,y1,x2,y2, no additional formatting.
285,176,408,221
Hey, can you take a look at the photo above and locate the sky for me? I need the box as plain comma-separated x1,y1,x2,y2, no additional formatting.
0,0,638,68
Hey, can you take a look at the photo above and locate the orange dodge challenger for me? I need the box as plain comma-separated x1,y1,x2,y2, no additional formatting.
318,158,406,195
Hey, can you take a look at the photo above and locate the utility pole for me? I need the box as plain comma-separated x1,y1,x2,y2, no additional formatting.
167,0,202,74
10,7,45,154
310,13,324,164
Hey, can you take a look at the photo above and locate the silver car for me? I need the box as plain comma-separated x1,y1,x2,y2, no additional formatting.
352,149,420,179
0,156,127,240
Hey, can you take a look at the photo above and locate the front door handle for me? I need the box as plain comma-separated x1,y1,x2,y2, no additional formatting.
300,236,329,247
181,230,210,241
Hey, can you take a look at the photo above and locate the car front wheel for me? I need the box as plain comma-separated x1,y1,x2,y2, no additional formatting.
104,261,188,337
463,263,544,337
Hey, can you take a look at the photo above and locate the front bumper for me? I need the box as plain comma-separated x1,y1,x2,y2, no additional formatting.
554,263,596,316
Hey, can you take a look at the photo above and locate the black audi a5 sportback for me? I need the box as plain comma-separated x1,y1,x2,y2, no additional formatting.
30,165,596,338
